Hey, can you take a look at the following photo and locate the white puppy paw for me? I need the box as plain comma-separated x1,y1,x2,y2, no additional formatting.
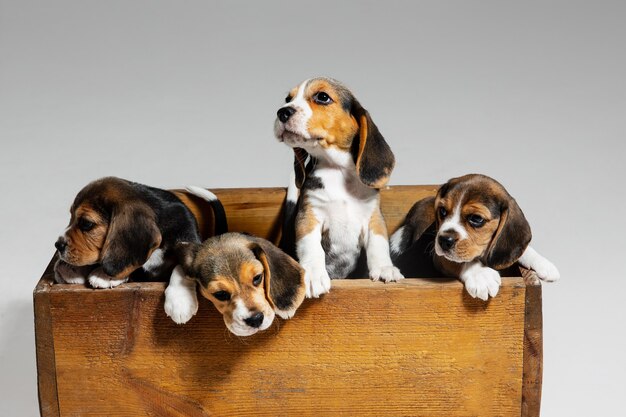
370,265,404,282
164,284,199,324
302,263,331,298
87,268,128,289
54,260,87,284
462,264,501,301
532,258,560,282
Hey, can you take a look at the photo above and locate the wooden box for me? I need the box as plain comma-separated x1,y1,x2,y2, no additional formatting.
34,186,543,417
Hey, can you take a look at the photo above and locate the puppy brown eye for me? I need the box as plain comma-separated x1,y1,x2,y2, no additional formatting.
468,214,485,228
252,274,263,287
285,95,292,103
77,218,95,232
438,207,447,218
212,291,231,301
313,92,333,105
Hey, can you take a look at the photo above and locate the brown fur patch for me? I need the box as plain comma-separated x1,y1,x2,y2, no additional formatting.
295,198,320,239
64,204,108,266
368,207,388,238
305,79,358,151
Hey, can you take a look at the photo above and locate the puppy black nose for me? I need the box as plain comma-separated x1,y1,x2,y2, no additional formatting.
244,312,264,328
438,235,456,251
277,107,296,123
55,239,67,253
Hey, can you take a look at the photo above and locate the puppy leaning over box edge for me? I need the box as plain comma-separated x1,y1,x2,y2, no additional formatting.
390,174,560,300
53,176,227,292
167,233,306,336
275,77,403,298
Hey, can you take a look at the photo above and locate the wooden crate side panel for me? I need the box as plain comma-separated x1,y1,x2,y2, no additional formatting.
34,265,60,417
49,278,527,417
521,269,543,417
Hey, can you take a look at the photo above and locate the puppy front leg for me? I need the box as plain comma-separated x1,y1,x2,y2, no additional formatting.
366,210,403,282
460,260,501,301
518,246,560,282
164,265,199,324
297,224,331,298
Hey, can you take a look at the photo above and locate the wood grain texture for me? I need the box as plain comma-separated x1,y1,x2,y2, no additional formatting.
521,268,543,417
34,259,60,417
34,185,543,416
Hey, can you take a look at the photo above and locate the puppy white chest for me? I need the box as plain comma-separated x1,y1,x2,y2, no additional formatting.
307,167,378,277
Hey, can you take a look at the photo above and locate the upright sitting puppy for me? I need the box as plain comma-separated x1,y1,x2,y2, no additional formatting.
169,233,305,336
54,177,227,289
274,77,403,298
390,174,560,300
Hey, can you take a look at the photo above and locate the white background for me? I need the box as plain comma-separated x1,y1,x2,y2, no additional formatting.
1,1,624,415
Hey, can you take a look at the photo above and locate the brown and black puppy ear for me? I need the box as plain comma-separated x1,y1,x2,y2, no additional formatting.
483,197,532,270
100,202,162,278
248,236,305,319
173,241,200,277
293,147,310,189
405,196,437,242
350,99,395,188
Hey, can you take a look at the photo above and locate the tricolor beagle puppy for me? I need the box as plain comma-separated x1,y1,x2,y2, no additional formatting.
390,174,560,300
54,177,227,291
169,233,305,336
274,77,403,298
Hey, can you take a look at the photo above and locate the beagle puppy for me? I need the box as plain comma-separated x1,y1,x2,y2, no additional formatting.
274,77,403,298
54,177,227,290
390,174,560,300
168,233,305,336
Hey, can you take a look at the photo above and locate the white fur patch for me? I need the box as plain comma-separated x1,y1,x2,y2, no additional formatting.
298,230,332,298
436,198,468,257
142,249,164,273
367,233,404,282
185,185,218,202
164,265,199,324
460,260,501,301
389,226,405,257
88,267,128,289
518,246,560,282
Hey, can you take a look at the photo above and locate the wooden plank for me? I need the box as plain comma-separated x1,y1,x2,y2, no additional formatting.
521,269,543,417
34,258,60,417
45,277,527,416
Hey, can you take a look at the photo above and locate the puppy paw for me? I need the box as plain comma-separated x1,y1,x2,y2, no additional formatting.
533,258,560,282
302,264,331,298
462,266,501,301
370,265,404,282
54,260,86,284
88,268,128,289
164,285,199,324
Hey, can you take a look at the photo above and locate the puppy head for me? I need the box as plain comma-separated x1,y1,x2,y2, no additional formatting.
176,233,305,337
274,77,395,188
433,174,531,269
55,177,162,278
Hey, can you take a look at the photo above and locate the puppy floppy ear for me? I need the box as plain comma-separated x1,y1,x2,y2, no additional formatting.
350,99,395,188
249,237,305,319
174,242,200,277
100,202,162,278
483,197,532,270
293,147,310,189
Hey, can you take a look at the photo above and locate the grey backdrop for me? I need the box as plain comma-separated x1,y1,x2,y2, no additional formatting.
1,1,624,415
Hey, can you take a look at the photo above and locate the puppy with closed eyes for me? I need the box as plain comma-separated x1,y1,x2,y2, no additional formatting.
390,174,560,300
54,177,227,289
275,77,403,298
167,233,305,336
